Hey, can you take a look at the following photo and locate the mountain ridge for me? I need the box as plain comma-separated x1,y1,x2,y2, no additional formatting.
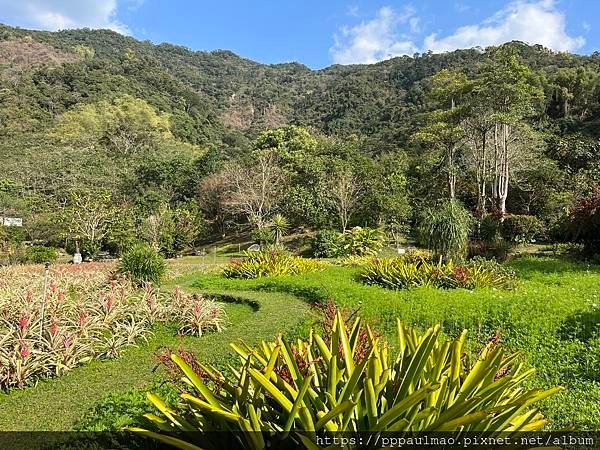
1,23,599,151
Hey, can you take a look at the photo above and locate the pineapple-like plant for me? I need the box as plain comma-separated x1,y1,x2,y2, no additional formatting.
223,248,324,279
132,312,560,449
361,257,515,290
0,264,226,391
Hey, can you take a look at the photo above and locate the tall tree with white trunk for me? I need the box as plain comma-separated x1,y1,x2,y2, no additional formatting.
471,47,543,217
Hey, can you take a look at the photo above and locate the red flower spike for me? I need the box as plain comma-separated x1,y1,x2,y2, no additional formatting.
20,345,30,359
18,314,29,334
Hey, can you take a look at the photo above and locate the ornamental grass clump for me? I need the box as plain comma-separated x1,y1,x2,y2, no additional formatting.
360,257,515,290
0,264,225,391
133,310,560,449
223,247,324,279
418,200,472,262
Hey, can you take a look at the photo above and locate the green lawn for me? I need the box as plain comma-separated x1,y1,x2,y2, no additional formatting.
190,256,600,430
0,255,598,432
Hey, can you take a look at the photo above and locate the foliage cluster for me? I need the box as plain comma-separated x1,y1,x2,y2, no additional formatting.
0,242,58,265
417,201,472,262
479,214,546,244
312,227,385,258
501,215,547,244
360,256,516,291
23,245,58,264
470,213,546,261
0,264,225,391
223,248,324,279
0,26,599,260
134,311,558,449
117,244,166,286
568,187,600,256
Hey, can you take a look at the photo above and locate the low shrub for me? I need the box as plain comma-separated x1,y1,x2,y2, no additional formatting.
223,248,324,279
23,245,58,264
500,214,546,244
133,311,559,448
312,230,341,257
341,226,385,256
478,214,500,242
0,225,26,244
468,239,512,262
361,257,515,290
312,227,385,258
118,244,166,287
568,188,600,256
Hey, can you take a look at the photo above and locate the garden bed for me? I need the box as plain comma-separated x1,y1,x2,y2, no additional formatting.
0,263,225,392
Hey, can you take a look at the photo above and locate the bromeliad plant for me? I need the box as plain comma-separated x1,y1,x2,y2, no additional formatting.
170,289,226,337
0,264,225,391
360,257,515,290
338,249,430,268
133,312,559,449
223,248,325,279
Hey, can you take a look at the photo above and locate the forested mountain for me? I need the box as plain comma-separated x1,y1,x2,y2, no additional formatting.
1,24,599,259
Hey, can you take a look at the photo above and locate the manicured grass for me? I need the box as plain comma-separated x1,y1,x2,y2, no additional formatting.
0,289,312,431
191,256,600,430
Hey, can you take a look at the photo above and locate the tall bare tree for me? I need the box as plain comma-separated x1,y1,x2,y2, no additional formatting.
328,170,363,231
467,47,543,217
223,150,286,230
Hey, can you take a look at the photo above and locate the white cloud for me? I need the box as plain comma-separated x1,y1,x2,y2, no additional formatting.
0,0,130,34
331,1,584,65
347,5,360,18
127,0,145,12
425,0,584,53
409,17,420,34
330,6,419,64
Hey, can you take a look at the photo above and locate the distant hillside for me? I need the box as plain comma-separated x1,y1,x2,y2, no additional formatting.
2,24,599,154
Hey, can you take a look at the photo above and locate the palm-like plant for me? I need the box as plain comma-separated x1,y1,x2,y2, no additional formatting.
269,214,289,246
132,312,560,449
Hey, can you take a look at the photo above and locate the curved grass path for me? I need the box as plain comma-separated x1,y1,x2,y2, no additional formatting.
0,288,311,431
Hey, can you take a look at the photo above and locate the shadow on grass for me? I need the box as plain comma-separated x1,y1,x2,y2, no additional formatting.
558,308,600,343
551,307,600,384
253,279,328,304
209,292,260,311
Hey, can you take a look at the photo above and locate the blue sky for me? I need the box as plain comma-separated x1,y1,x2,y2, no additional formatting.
0,0,597,68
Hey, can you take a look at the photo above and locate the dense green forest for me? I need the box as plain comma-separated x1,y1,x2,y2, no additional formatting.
1,24,599,260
